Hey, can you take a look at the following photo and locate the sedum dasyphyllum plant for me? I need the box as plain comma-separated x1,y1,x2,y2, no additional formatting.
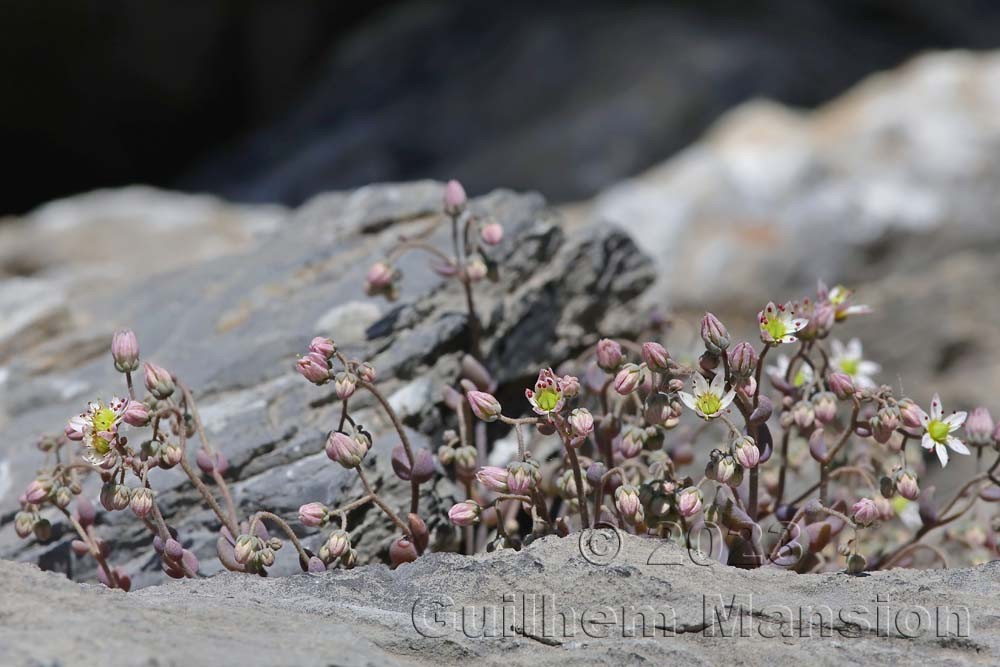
13,178,1000,589
446,284,1000,573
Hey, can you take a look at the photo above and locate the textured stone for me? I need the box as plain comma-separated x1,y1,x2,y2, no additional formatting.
1,533,996,666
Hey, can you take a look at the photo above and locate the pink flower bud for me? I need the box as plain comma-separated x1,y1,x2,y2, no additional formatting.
874,497,894,521
965,407,995,446
506,461,539,495
812,392,837,425
465,255,487,282
308,336,336,359
895,470,920,501
613,363,642,395
568,408,594,437
334,372,357,400
25,478,51,504
827,372,855,400
14,512,34,538
159,442,183,469
111,329,140,373
677,487,703,518
851,498,879,526
897,399,924,429
728,341,757,378
480,222,503,245
733,435,760,469
443,179,467,216
596,338,624,372
467,390,502,422
296,352,330,385
326,530,351,558
233,535,258,564
560,374,581,398
715,456,737,484
615,485,643,524
366,261,394,289
326,431,367,468
641,342,670,372
700,313,730,354
358,362,377,383
475,466,510,493
448,500,481,526
130,487,154,518
122,400,150,427
143,362,175,399
299,502,329,528
76,496,96,527
792,401,815,430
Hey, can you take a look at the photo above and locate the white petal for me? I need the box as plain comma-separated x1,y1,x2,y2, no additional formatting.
718,390,736,412
678,392,698,411
779,335,798,344
709,371,726,394
830,339,845,357
692,373,709,396
929,394,943,421
789,318,809,332
920,433,934,450
846,338,863,357
857,361,881,376
944,411,967,429
936,443,949,467
845,305,872,316
918,408,930,427
946,436,970,456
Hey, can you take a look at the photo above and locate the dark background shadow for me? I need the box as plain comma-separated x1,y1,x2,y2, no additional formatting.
4,0,1000,215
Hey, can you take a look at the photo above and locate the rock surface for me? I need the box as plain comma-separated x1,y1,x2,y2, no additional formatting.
0,181,653,587
1,532,996,666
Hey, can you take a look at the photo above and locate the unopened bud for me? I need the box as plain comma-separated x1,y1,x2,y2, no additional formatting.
733,435,760,469
475,466,510,494
568,408,594,438
596,338,624,372
326,431,367,469
895,470,920,501
308,336,336,359
851,498,878,526
677,487,703,517
728,341,757,378
827,372,854,400
641,342,670,372
615,485,644,524
700,313,730,354
448,500,481,526
443,179,467,216
480,222,503,245
298,502,329,528
467,390,502,422
965,407,995,446
111,329,140,373
613,363,643,395
143,362,175,399
334,372,357,400
130,487,154,518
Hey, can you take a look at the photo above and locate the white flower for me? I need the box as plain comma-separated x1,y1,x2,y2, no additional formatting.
69,397,129,466
766,354,814,388
525,368,565,416
829,338,880,389
679,372,735,420
758,301,809,345
818,280,871,321
918,393,969,467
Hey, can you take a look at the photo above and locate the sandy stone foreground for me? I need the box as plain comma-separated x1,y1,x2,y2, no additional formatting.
1,532,996,666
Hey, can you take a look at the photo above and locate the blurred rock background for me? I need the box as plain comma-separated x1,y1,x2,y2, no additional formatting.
2,1,1000,583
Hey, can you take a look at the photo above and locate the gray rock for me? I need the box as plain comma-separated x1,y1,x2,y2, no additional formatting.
0,182,654,587
1,532,996,666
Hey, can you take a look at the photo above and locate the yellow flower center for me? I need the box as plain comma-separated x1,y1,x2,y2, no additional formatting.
927,419,949,444
92,406,116,433
535,388,560,412
92,436,111,456
838,358,859,376
763,317,786,341
695,393,722,416
793,369,809,387
829,286,848,305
